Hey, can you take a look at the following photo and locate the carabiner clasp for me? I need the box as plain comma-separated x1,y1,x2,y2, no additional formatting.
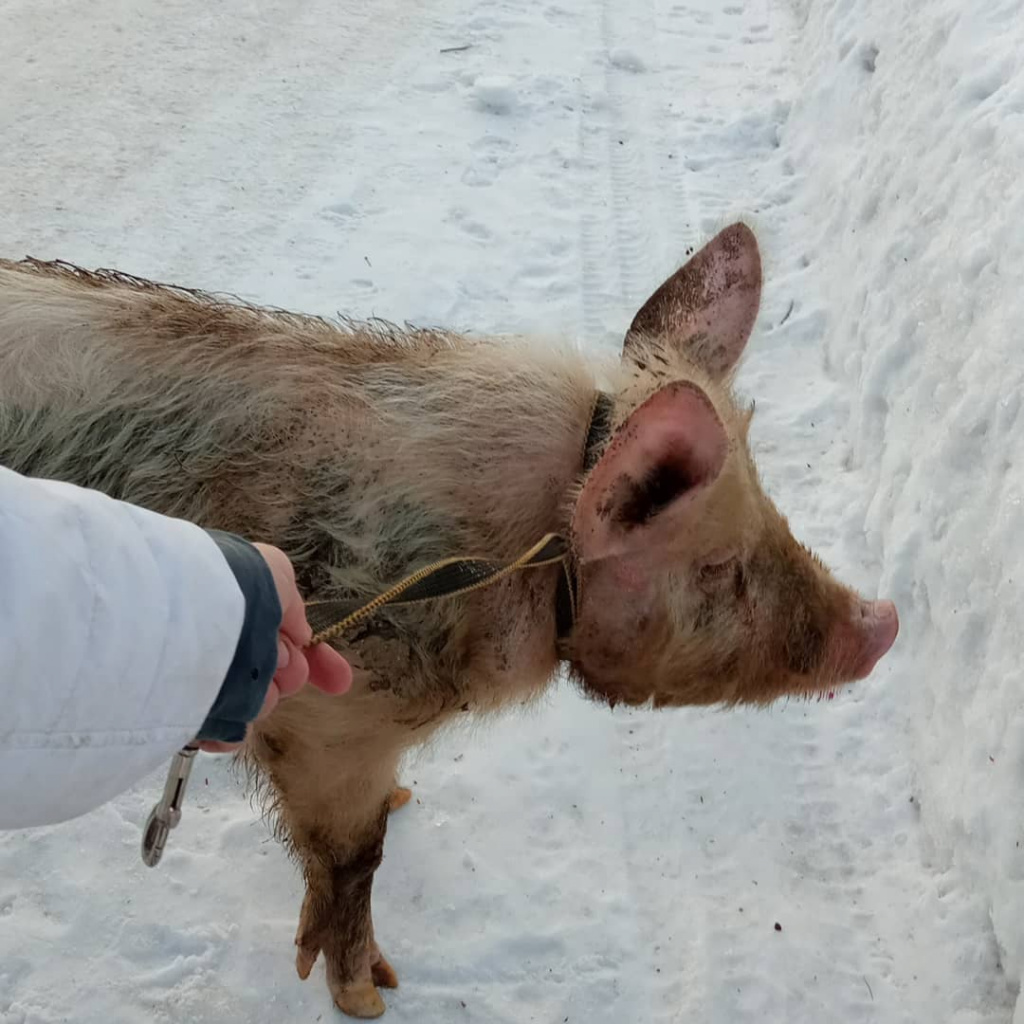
141,744,199,867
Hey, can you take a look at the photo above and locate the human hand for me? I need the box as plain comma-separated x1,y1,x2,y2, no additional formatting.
198,543,352,752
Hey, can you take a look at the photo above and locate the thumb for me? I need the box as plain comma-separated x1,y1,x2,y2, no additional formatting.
306,641,353,695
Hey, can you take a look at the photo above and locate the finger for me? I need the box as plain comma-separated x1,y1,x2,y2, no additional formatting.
256,681,281,722
306,642,353,695
270,557,312,648
274,634,310,698
278,584,313,649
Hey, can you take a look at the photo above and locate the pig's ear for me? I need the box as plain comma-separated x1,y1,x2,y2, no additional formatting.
572,382,728,563
625,222,762,379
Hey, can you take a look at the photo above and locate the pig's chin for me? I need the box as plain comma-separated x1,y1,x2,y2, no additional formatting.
569,659,748,710
568,663,656,708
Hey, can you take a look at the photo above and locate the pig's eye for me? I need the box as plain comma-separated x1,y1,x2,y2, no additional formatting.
698,557,740,590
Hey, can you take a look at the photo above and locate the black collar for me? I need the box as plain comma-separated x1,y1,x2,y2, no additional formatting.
555,391,615,641
583,391,615,473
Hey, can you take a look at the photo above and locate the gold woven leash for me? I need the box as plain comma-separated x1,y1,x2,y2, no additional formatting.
305,533,573,646
141,394,613,867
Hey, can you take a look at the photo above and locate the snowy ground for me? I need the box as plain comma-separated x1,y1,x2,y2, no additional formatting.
2,0,1023,1021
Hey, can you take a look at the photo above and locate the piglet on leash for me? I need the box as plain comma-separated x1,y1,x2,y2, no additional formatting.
0,223,897,1016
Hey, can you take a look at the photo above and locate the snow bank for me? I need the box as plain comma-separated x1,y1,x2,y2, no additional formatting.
785,0,1024,1007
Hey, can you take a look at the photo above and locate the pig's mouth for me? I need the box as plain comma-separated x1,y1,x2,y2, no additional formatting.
779,599,900,701
568,596,900,711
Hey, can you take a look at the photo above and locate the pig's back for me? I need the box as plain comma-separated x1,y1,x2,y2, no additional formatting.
0,257,601,611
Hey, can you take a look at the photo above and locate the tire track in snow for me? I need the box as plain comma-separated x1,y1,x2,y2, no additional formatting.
576,0,664,353
574,0,713,1015
572,1,911,1021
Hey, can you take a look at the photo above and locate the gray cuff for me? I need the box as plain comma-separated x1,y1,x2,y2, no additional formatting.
196,531,281,743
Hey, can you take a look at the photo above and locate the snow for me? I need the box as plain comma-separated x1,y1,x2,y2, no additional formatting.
1,0,1023,1020
471,76,519,115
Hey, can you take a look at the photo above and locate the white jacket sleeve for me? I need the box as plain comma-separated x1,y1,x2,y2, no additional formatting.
0,465,246,828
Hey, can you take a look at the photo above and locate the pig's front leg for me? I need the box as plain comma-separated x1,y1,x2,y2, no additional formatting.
294,800,396,1018
294,787,412,1015
251,688,409,1018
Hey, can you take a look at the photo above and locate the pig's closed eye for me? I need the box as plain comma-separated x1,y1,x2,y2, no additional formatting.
698,557,740,589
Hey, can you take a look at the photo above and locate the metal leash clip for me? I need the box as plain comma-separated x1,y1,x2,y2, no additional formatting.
141,743,199,867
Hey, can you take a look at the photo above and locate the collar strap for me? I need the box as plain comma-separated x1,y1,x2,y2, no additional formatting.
556,390,614,639
583,391,615,472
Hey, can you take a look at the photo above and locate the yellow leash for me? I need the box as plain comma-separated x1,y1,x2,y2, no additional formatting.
305,532,574,646
142,392,615,867
143,535,576,867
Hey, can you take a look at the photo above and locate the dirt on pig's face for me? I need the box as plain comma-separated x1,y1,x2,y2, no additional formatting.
564,224,899,708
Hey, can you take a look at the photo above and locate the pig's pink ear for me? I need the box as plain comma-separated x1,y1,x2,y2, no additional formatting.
625,222,762,379
572,382,728,563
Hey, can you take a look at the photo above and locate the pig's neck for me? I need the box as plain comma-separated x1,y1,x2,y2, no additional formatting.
372,342,610,559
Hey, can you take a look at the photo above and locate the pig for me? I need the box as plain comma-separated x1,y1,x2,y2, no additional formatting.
0,223,898,1017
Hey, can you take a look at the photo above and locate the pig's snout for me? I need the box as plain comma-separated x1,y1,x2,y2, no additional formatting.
849,599,899,679
826,598,899,683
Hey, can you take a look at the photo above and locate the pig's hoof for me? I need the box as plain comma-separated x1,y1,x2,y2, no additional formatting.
295,940,319,980
388,787,413,813
294,898,322,980
332,978,387,1019
371,949,399,989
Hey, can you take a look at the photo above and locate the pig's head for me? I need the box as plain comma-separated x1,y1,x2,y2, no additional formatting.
565,223,898,707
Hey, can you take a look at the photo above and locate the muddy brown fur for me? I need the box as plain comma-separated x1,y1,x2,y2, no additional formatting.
0,224,897,1016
